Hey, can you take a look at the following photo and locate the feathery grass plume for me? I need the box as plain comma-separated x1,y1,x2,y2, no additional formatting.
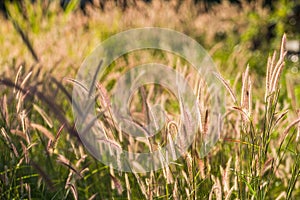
241,65,249,110
199,108,206,135
10,129,27,140
33,104,53,128
186,153,193,186
181,170,189,186
96,82,111,109
69,138,80,160
16,71,32,110
1,95,9,126
185,187,192,199
251,154,259,176
197,158,206,179
274,109,289,126
166,121,178,160
64,78,89,93
165,155,174,184
52,76,84,117
16,89,29,114
221,157,232,196
139,86,149,124
275,192,286,200
14,65,23,94
19,71,32,91
196,79,205,133
117,123,123,143
259,181,268,194
96,137,122,150
248,73,252,117
57,155,83,178
225,187,234,200
265,55,272,99
172,180,179,200
213,72,237,104
209,175,222,200
75,153,87,170
148,102,160,132
95,81,122,141
265,51,277,98
1,75,77,137
20,141,29,164
203,109,209,138
278,117,300,146
30,123,55,141
139,85,160,133
257,35,288,198
1,76,79,139
24,183,31,200
48,123,65,151
231,106,250,122
88,60,103,97
157,143,168,180
125,173,131,200
265,55,271,93
237,65,253,125
66,182,78,200
145,177,153,200
88,193,98,200
264,111,299,197
267,51,275,87
51,77,73,103
269,34,287,95
0,128,19,157
133,172,147,198
146,175,152,198
110,163,115,190
65,171,78,200
261,157,273,176
110,174,124,195
19,110,30,136
150,171,158,197
271,34,287,90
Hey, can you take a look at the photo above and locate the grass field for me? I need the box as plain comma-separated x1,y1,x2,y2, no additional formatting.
0,0,300,199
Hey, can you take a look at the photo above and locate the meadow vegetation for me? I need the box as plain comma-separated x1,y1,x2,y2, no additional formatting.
0,0,300,199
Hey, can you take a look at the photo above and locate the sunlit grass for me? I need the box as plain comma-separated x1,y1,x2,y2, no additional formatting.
0,1,300,199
